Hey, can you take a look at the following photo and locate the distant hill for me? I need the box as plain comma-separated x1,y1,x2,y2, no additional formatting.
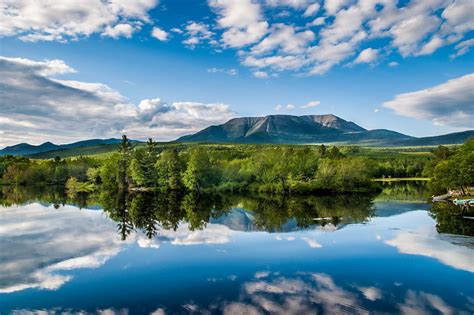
392,130,474,146
0,138,125,156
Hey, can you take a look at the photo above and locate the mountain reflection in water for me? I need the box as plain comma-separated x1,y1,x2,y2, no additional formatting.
1,182,473,314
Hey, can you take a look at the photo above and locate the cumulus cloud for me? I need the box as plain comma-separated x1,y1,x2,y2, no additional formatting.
200,0,474,76
353,48,379,64
151,26,169,41
251,24,315,55
383,73,474,128
208,0,269,48
253,70,269,79
182,21,217,48
451,38,474,59
0,0,158,41
265,0,313,9
0,56,235,146
102,23,136,39
303,3,320,17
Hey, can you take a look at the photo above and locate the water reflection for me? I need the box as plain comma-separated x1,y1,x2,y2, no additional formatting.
0,203,126,293
1,182,474,314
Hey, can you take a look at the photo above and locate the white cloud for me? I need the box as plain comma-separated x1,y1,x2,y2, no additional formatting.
171,27,183,33
304,3,320,17
275,104,283,111
301,100,320,108
102,23,136,39
441,0,474,37
253,70,269,79
244,54,309,72
391,15,441,56
265,0,312,9
353,48,379,64
324,0,352,15
207,67,238,76
451,38,474,59
0,0,158,41
201,0,473,76
416,36,444,56
286,104,295,110
0,56,235,146
151,26,169,41
388,61,399,67
209,0,269,48
182,21,216,48
251,24,315,55
383,73,474,128
308,17,325,26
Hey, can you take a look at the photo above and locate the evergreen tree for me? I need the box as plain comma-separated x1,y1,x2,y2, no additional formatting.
118,135,133,190
156,149,182,190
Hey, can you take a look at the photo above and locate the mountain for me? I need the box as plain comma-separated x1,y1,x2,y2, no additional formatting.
178,114,413,145
0,138,124,156
178,114,375,144
178,114,473,146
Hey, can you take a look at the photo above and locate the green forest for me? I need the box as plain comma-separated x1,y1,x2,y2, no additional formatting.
1,136,473,195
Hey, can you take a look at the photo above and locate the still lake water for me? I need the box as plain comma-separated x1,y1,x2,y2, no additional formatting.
1,182,473,314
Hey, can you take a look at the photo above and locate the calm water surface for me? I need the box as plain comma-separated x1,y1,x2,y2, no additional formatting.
1,182,473,314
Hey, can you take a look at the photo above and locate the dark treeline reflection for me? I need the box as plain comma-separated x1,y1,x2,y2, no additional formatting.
430,202,474,236
375,180,430,202
2,182,471,238
0,184,376,239
100,190,378,239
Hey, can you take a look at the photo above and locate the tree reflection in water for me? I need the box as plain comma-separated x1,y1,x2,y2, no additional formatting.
430,201,474,236
2,182,472,239
103,190,382,239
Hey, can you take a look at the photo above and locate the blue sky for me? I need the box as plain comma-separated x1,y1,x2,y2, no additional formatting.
0,0,473,146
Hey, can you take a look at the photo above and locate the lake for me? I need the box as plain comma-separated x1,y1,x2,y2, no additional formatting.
1,182,473,314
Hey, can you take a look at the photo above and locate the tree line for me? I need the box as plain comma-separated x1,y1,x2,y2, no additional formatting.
1,136,472,195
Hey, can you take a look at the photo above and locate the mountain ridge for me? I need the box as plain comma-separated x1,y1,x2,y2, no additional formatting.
1,114,473,156
0,138,126,156
177,114,473,146
177,114,416,144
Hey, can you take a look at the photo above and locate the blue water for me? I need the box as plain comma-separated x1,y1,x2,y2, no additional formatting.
1,191,473,314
